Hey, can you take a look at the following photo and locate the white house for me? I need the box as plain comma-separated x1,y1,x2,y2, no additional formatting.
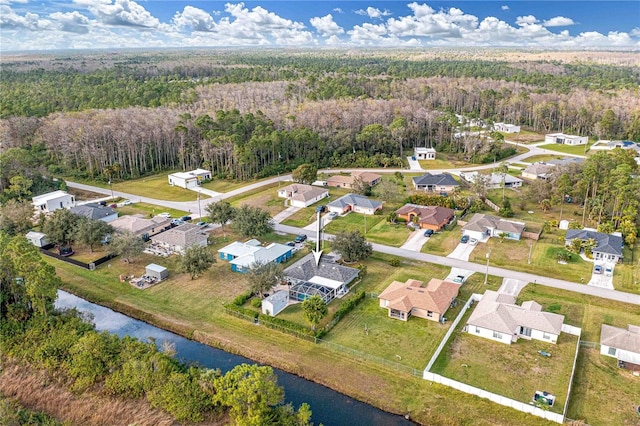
168,169,212,189
218,240,293,273
462,214,526,241
544,132,588,146
414,147,436,160
277,184,329,208
25,231,49,247
600,324,640,372
466,290,565,345
262,290,289,317
460,171,523,189
32,190,75,213
493,123,521,133
327,193,382,215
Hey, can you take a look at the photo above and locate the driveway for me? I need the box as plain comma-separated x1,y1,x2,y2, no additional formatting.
447,243,476,261
587,263,615,290
498,278,528,296
406,156,422,171
272,206,301,224
400,229,429,251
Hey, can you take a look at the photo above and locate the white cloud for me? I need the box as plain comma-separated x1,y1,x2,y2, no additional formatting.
73,0,160,28
543,16,575,27
0,5,53,30
631,27,640,37
355,7,391,20
332,8,343,14
310,14,343,37
501,5,509,11
515,15,538,26
50,11,91,34
172,6,216,32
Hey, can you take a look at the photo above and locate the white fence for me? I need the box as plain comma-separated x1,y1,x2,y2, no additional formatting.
423,372,565,424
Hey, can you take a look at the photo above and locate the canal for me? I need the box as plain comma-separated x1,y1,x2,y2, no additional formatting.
55,290,414,426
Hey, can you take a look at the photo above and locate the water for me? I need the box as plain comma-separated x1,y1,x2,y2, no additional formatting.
55,290,413,426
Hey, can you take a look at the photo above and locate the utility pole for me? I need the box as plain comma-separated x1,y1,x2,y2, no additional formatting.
484,248,491,285
197,190,202,218
109,180,114,200
528,240,534,265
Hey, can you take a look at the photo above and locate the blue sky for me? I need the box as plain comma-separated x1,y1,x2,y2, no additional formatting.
1,1,638,51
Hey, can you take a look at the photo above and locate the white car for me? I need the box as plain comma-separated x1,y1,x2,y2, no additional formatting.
122,199,133,206
604,266,613,277
453,275,466,284
469,238,478,246
157,212,171,218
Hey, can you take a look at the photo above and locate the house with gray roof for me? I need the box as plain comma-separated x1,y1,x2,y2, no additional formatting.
467,290,565,345
462,214,526,241
150,223,208,254
277,183,329,208
218,239,293,273
70,203,118,223
460,171,523,189
110,214,172,240
412,173,459,194
285,253,359,303
327,193,382,215
565,229,623,263
600,324,640,372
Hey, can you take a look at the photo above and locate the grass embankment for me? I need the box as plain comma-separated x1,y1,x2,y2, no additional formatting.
0,360,178,426
47,235,554,426
538,142,593,156
519,154,565,163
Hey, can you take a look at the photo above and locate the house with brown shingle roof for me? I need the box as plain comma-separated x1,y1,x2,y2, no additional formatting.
521,163,556,180
277,183,329,208
600,324,640,372
466,290,565,345
378,278,459,322
326,171,382,189
150,223,209,254
110,214,172,239
462,213,526,241
395,204,455,231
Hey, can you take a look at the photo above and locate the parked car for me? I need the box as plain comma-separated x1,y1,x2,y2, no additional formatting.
121,200,133,206
593,265,603,274
109,204,117,208
424,229,434,237
171,219,184,226
328,212,338,219
453,275,466,284
315,205,326,213
181,216,192,222
158,212,171,218
411,156,416,161
469,238,478,246
286,242,296,247
604,266,613,277
294,234,308,243
58,246,74,257
98,201,107,206
460,235,469,244
196,221,208,228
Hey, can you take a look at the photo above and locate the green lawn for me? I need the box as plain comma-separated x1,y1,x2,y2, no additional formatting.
112,173,204,202
431,325,579,414
538,142,593,156
201,176,277,193
520,154,565,163
322,209,413,246
421,226,461,256
117,202,189,220
224,183,287,217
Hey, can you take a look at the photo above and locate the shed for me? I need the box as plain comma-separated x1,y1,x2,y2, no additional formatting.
146,263,168,281
261,290,289,317
25,231,49,247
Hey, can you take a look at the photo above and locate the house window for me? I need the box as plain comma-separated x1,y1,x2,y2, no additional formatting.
608,347,617,356
493,331,502,339
427,311,433,318
475,327,480,333
543,333,551,340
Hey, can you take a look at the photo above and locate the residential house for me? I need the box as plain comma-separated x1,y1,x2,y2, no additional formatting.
168,169,212,189
285,253,359,303
493,123,521,133
412,173,459,194
565,229,623,263
460,171,523,189
25,231,49,247
395,204,454,231
521,163,556,180
462,214,526,241
544,132,588,145
378,278,459,322
110,214,172,240
277,184,329,208
150,223,209,254
466,290,565,345
218,239,293,273
262,290,289,317
326,171,382,189
414,147,436,160
600,324,640,372
327,193,382,215
70,203,118,223
32,190,75,214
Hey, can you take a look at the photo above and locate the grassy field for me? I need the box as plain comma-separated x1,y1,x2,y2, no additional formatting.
201,177,273,193
505,130,545,144
112,174,204,202
431,325,579,414
537,142,593,156
421,226,462,256
224,183,288,217
519,154,566,163
323,209,412,246
117,202,189,219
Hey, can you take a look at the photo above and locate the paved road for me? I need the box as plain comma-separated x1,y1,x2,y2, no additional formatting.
274,223,640,306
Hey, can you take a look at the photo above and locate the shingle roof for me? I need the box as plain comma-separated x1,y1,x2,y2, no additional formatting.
327,193,382,210
327,171,381,186
378,278,459,315
467,290,564,335
284,253,359,284
395,204,454,226
462,214,526,235
150,223,208,249
110,215,171,235
601,324,640,354
523,163,555,177
70,203,117,221
278,184,328,202
565,229,623,256
412,173,459,187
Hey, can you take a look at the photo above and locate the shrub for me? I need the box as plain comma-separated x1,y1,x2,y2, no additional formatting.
332,290,365,321
389,258,401,267
251,298,262,308
232,291,253,306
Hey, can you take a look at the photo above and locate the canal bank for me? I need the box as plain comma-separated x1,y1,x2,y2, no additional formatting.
55,290,414,426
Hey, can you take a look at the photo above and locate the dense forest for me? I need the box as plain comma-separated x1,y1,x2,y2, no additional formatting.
1,50,639,181
0,233,313,425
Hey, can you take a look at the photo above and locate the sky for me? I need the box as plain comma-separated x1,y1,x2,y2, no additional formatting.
1,1,639,51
